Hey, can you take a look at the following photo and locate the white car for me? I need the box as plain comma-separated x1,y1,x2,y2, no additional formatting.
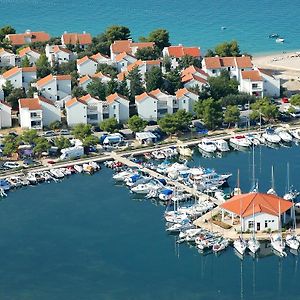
43,130,55,137
3,162,20,169
59,129,70,135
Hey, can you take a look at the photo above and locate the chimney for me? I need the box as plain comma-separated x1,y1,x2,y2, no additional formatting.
83,31,86,34
25,29,31,34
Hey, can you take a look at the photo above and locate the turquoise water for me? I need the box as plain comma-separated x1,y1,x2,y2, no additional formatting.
0,144,300,299
0,0,299,54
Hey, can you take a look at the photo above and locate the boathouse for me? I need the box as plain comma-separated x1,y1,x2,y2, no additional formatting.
220,193,293,232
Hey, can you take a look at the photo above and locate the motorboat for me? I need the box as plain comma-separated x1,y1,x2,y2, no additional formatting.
245,133,260,145
7,176,22,188
212,238,229,253
74,164,83,173
82,163,94,174
286,234,300,250
89,161,100,171
262,128,281,143
229,135,252,148
0,179,11,191
269,33,279,38
125,174,151,187
113,170,135,181
275,38,284,43
177,142,193,157
26,173,37,184
247,237,260,254
49,168,64,179
274,128,293,143
270,233,286,256
290,129,300,139
233,236,247,255
198,139,217,153
283,188,299,201
131,181,162,194
159,188,173,201
212,139,230,152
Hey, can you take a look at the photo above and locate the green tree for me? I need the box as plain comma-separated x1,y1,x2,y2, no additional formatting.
21,56,31,67
54,136,72,149
97,63,118,78
100,118,119,133
33,137,50,156
251,97,279,121
0,25,15,41
26,85,37,98
2,135,18,156
72,124,92,140
127,115,147,132
178,55,201,69
205,70,238,100
126,67,144,101
6,88,26,109
290,94,300,106
163,55,171,72
57,60,77,75
116,80,130,97
49,120,62,130
220,93,256,107
102,25,131,43
36,53,52,78
2,80,14,97
140,29,170,51
135,46,160,60
72,86,87,98
83,135,99,147
206,40,241,57
145,66,163,92
194,98,223,129
164,69,183,94
224,105,240,127
20,129,39,144
86,78,107,100
106,79,119,96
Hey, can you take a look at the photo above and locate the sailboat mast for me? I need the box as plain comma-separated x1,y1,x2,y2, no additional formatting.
271,165,275,191
252,145,255,189
287,162,290,191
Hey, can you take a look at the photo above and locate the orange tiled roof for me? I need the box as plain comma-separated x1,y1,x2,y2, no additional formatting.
135,92,156,102
19,98,41,110
2,67,21,79
22,66,37,72
181,65,208,78
77,56,90,65
36,74,54,87
115,52,135,62
235,56,253,68
91,53,109,60
7,31,50,46
182,73,207,84
204,57,222,69
111,40,154,54
53,45,72,54
66,97,87,108
56,75,71,81
19,46,39,57
38,95,55,106
241,70,262,81
175,88,196,98
117,71,127,81
106,93,128,104
78,75,91,85
127,60,144,72
167,45,201,58
220,193,293,218
62,33,92,45
80,94,95,103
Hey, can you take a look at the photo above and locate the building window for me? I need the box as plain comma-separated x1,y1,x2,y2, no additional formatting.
183,100,186,104
252,83,258,88
212,70,216,74
48,87,51,90
265,221,268,228
248,221,254,229
113,105,116,109
113,114,116,118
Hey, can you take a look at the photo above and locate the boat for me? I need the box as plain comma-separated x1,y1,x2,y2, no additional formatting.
82,163,94,174
198,138,217,153
234,236,247,256
229,135,252,148
49,168,64,179
262,128,281,143
244,133,260,146
212,139,230,152
269,33,279,38
275,38,284,43
286,234,300,250
212,238,229,253
74,164,83,173
7,176,22,188
0,179,11,191
247,203,260,254
159,188,173,201
221,26,226,30
89,161,100,171
270,233,286,256
290,129,300,140
274,128,293,143
26,173,37,184
177,141,193,157
267,166,277,195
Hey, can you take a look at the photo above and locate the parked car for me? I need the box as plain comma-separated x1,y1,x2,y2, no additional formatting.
43,130,56,137
3,162,21,169
244,103,250,110
237,105,244,111
59,129,70,135
281,97,289,103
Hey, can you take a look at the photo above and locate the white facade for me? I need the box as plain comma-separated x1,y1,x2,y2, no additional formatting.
259,69,281,98
135,93,158,121
0,49,16,67
19,99,43,129
66,98,87,126
242,212,279,232
176,88,199,114
22,68,37,90
239,78,264,97
39,97,61,126
0,101,12,129
45,45,74,66
19,47,40,65
77,57,98,76
116,53,137,72
106,93,130,123
0,67,36,90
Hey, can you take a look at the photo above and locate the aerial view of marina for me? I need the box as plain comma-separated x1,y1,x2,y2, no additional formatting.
1,0,300,299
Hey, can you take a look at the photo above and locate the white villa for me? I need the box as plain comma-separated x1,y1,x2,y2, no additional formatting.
105,93,130,123
36,74,72,103
19,96,61,129
65,97,88,126
77,56,99,76
0,101,12,129
5,30,50,46
258,68,281,98
61,32,92,49
0,66,37,90
239,70,264,97
175,88,199,114
78,72,112,90
115,52,137,72
220,193,293,232
19,47,40,65
0,48,16,67
162,45,201,69
45,45,74,66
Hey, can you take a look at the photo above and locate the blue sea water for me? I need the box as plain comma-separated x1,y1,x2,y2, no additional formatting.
0,145,299,299
0,0,299,54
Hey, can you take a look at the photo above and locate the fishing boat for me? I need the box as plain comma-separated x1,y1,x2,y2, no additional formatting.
262,127,281,143
212,139,230,152
229,135,252,148
198,138,217,153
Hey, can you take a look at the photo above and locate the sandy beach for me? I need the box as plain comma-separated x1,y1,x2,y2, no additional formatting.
253,51,300,95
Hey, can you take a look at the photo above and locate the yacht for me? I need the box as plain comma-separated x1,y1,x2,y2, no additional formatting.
262,128,281,143
274,128,293,142
198,139,217,153
275,38,284,43
270,233,286,256
247,237,260,254
290,129,300,139
26,173,37,184
229,135,252,148
213,139,230,152
49,168,65,179
233,236,247,255
245,133,260,145
286,234,300,250
113,170,135,182
0,179,11,191
74,164,83,173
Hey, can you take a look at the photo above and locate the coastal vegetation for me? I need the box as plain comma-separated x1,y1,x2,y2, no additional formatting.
127,115,147,133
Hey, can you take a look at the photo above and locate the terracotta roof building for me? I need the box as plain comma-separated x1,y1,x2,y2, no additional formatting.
6,31,50,46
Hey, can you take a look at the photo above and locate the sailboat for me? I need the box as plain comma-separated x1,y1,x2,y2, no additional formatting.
247,204,260,254
270,200,286,256
283,162,300,201
233,176,247,256
267,166,277,195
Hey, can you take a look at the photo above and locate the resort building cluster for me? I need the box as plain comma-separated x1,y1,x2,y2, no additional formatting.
0,29,281,129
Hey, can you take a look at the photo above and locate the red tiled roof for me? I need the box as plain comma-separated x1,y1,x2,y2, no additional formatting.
181,65,207,77
7,31,50,46
135,92,156,102
53,45,72,54
91,53,109,60
62,33,92,45
235,56,253,68
182,73,207,84
18,47,39,57
2,67,21,79
19,98,41,110
106,93,128,104
36,74,54,87
241,70,262,81
78,75,91,85
220,193,293,218
111,40,154,54
65,97,87,108
38,96,55,106
175,88,197,99
166,45,201,58
22,66,37,72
